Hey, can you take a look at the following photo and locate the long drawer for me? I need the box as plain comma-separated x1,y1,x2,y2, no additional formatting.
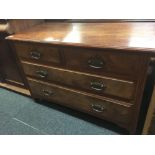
62,47,142,78
27,78,133,127
13,42,61,65
22,61,135,100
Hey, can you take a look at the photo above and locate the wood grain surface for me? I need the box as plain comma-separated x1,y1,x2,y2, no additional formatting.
6,22,155,54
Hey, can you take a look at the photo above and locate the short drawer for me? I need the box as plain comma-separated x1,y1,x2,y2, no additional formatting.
22,62,135,100
13,42,61,65
28,78,133,126
63,47,142,77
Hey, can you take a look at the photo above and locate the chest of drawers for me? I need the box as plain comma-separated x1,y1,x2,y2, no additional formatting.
7,22,155,134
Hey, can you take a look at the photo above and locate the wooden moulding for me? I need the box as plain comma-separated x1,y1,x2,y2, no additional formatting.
0,82,30,96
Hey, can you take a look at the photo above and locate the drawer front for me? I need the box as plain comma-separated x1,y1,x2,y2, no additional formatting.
63,48,141,77
22,62,135,100
13,42,61,65
28,78,132,126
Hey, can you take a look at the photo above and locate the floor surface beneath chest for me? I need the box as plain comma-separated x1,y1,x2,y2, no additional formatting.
0,87,123,135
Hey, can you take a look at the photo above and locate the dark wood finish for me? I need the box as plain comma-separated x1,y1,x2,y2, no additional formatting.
63,47,143,78
13,42,61,65
6,22,155,54
28,78,133,129
13,40,144,79
0,20,44,90
45,19,155,23
6,19,44,34
0,34,25,87
22,61,135,101
7,22,154,134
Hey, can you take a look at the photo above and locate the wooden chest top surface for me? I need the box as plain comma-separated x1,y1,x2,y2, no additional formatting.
6,22,155,54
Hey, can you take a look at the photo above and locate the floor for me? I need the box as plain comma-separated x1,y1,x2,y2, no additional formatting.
0,87,123,135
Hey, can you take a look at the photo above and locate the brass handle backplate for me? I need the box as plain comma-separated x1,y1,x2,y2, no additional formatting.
30,51,41,60
36,70,48,78
90,81,106,91
88,56,104,69
42,89,54,96
91,104,105,112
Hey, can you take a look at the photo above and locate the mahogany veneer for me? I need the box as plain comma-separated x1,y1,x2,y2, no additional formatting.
21,61,135,100
7,22,155,134
28,78,132,128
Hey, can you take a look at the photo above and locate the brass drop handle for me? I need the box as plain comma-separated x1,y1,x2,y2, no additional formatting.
90,81,106,91
88,57,104,69
30,51,41,60
91,104,105,112
36,70,48,78
42,89,54,96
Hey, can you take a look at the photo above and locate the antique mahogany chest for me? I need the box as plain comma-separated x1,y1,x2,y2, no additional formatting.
7,22,155,134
